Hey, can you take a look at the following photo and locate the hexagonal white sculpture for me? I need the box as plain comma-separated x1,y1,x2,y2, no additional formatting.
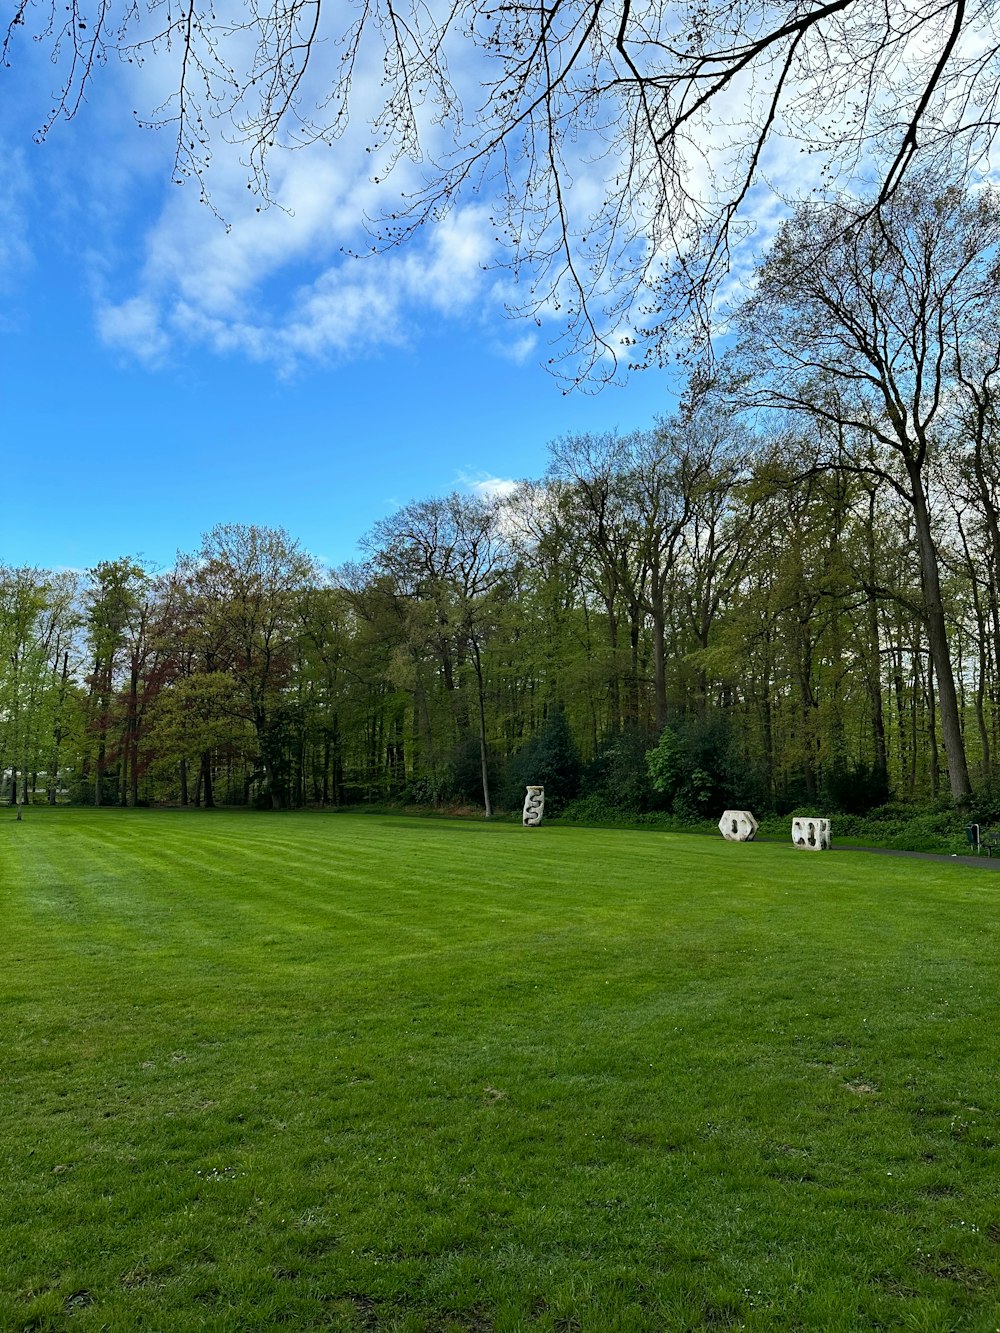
792,817,831,850
523,785,545,827
718,809,758,842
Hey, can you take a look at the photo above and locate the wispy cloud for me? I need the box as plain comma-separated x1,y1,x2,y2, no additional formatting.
0,145,33,298
457,470,520,501
96,295,172,365
492,332,539,365
73,9,841,379
94,141,496,370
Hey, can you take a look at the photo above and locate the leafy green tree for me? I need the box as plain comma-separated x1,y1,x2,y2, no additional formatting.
185,525,319,808
365,493,515,816
82,559,149,805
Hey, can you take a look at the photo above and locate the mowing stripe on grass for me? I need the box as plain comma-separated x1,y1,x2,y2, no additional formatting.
1,809,998,1332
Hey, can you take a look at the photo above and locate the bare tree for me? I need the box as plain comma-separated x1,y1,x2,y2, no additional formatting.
366,493,514,815
7,0,1000,380
733,177,1000,801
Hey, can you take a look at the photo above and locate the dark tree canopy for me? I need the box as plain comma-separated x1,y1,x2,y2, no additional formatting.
6,0,1000,380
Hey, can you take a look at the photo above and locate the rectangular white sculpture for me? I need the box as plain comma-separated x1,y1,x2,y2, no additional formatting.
523,785,545,826
718,809,758,842
792,817,831,850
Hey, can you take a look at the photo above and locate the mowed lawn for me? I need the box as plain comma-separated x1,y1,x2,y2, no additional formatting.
2,812,999,1332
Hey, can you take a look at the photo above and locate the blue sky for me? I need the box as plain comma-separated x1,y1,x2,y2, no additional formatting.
2,29,681,575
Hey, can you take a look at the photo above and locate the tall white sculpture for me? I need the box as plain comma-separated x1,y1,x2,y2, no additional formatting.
792,817,831,850
523,785,545,826
718,810,758,842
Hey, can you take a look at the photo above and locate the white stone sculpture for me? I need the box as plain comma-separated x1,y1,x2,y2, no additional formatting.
792,817,831,850
718,809,758,842
523,785,545,827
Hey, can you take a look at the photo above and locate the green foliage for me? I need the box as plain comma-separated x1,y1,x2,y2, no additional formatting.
582,726,658,812
446,734,485,804
646,726,686,802
755,803,968,854
969,776,1000,827
500,705,582,813
646,715,745,818
822,761,892,814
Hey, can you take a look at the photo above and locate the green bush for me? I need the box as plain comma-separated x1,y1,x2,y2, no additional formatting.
581,726,659,812
822,760,891,814
501,706,582,814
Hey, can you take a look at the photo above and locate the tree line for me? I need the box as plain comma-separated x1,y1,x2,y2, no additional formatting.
4,180,1000,817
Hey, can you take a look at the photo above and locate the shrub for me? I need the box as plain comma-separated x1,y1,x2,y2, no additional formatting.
582,725,658,812
646,716,740,818
501,706,583,814
822,761,891,814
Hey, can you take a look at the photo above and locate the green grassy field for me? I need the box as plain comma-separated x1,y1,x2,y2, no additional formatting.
2,810,998,1332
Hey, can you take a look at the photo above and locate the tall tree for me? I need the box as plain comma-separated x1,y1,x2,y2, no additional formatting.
734,179,1000,801
83,559,148,806
187,525,318,808
366,494,515,816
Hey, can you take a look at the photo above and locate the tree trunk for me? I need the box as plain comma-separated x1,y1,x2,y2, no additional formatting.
926,653,939,800
651,603,667,732
865,594,888,782
472,644,492,817
909,472,971,800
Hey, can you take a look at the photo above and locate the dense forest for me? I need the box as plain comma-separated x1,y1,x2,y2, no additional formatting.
5,183,1000,821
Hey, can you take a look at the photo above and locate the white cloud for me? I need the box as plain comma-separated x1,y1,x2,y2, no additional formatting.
96,295,171,364
0,146,33,296
67,19,511,373
92,110,498,370
493,332,539,365
457,471,520,501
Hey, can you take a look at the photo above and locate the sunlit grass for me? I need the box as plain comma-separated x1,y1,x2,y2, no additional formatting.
2,809,999,1331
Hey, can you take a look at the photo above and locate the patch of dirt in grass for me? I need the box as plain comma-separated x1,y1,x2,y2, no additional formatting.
482,1086,507,1103
869,1273,917,1298
843,1079,879,1095
988,1223,1000,1244
919,1182,957,1199
120,1266,158,1291
766,1166,819,1184
300,1234,341,1258
914,1254,993,1289
323,1292,378,1331
428,1308,496,1332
